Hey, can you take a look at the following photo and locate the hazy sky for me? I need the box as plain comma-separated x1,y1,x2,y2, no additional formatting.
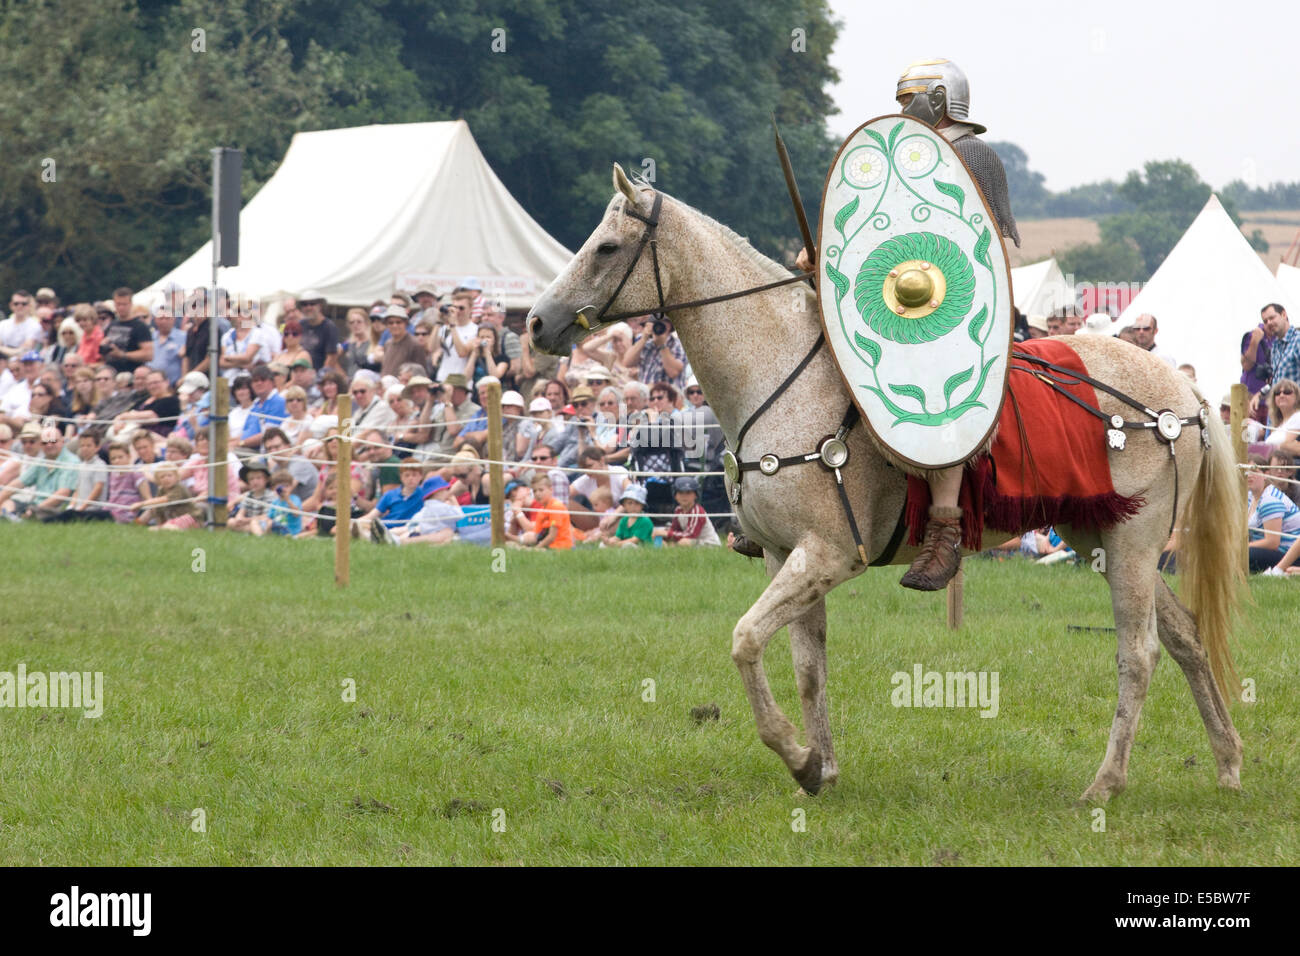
826,0,1299,191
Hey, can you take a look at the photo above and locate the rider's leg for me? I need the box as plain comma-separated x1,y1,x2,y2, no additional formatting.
899,464,964,591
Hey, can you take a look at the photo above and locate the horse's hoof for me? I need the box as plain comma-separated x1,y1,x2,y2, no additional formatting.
792,747,823,796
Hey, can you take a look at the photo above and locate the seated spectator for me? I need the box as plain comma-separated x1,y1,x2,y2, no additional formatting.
75,303,107,366
380,305,430,378
1246,453,1300,572
1219,393,1264,444
279,385,315,446
68,366,101,425
358,459,426,538
313,368,349,416
134,462,202,530
0,425,79,518
503,482,534,544
451,377,496,454
1264,378,1300,455
171,371,210,441
428,373,479,459
466,324,508,389
608,483,653,548
104,440,144,522
442,448,490,506
0,422,41,512
383,384,419,454
525,443,569,504
569,445,629,509
45,316,82,367
267,470,303,536
111,368,179,438
300,470,363,539
349,370,396,430
179,430,241,509
399,476,463,545
655,476,721,546
130,428,162,491
233,365,288,454
520,472,573,549
228,457,276,534
224,375,256,449
25,380,73,437
1267,451,1300,507
38,432,110,522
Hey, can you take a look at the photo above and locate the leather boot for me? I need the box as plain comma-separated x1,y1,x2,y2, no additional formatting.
899,506,963,591
729,531,764,558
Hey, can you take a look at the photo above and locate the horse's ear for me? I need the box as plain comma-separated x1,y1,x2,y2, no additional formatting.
613,163,639,205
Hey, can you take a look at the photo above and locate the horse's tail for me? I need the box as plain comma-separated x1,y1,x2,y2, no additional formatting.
1177,389,1246,701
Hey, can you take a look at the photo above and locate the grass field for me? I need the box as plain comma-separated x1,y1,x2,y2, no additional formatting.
0,523,1295,866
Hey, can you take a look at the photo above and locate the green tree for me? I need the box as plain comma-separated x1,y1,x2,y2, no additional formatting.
1056,239,1145,285
988,141,1048,217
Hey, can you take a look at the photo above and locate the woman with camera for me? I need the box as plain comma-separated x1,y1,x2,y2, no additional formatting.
468,325,510,390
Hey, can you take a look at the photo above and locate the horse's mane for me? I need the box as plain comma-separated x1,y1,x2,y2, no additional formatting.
664,193,817,310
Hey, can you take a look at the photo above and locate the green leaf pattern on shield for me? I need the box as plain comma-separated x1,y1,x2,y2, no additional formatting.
824,124,1001,426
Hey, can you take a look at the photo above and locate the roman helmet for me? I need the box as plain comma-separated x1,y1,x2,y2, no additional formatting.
896,58,986,135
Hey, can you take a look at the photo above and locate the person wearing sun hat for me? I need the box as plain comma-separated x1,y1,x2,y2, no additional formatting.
609,482,653,547
400,474,464,544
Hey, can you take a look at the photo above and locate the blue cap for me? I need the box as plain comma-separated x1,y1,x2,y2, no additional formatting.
422,475,450,499
19,350,42,362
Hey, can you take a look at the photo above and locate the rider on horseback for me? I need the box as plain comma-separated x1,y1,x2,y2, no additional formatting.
792,58,1021,591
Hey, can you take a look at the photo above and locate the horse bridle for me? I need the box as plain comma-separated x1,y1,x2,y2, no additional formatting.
575,191,815,329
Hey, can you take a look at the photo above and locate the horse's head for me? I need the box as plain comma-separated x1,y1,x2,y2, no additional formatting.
528,163,670,355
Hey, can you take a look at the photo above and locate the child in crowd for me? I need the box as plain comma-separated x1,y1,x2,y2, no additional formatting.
132,429,160,496
68,432,109,515
105,441,143,523
656,476,720,546
503,482,534,545
580,487,622,546
179,431,243,509
359,460,426,541
610,483,653,548
522,474,573,549
400,476,463,545
300,470,364,538
228,458,276,535
134,463,202,530
267,469,303,536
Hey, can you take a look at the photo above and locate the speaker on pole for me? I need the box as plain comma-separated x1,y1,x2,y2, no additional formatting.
212,147,243,268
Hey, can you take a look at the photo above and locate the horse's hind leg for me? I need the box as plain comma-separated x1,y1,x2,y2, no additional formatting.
733,535,856,795
1082,531,1163,804
1154,577,1243,789
789,596,838,789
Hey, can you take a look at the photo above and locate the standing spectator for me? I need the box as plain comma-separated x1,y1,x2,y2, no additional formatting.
0,290,42,359
479,304,521,389
273,321,312,368
680,378,722,474
101,287,154,373
149,305,186,385
219,314,274,383
628,381,685,518
409,286,438,326
75,304,107,365
620,315,686,391
1129,313,1175,367
297,291,340,371
1248,303,1300,415
466,324,508,388
340,307,381,377
380,305,429,377
435,293,478,382
180,292,231,379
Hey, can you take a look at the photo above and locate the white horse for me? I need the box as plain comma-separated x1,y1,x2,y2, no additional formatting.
527,165,1247,803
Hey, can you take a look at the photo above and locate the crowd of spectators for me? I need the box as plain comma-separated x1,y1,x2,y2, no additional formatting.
0,282,728,548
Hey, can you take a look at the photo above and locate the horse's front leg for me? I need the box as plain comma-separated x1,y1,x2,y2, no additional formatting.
733,536,856,794
789,595,838,790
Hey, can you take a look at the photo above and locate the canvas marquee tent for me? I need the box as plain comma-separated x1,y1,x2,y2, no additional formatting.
1118,195,1298,401
1009,257,1069,317
138,120,573,311
1278,262,1300,306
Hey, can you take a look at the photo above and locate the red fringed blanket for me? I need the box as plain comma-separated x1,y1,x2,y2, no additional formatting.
905,339,1144,550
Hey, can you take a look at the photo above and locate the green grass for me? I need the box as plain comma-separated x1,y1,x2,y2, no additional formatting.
0,523,1295,865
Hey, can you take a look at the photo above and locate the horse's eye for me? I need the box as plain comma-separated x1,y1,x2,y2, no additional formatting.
596,242,619,255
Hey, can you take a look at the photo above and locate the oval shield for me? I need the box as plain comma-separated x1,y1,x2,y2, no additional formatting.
816,115,1014,470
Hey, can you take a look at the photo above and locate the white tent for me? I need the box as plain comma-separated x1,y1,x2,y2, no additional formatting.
1118,195,1299,401
1010,257,1069,317
1278,262,1300,306
138,120,573,311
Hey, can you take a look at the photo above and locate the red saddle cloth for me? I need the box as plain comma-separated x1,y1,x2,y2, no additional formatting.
905,339,1144,550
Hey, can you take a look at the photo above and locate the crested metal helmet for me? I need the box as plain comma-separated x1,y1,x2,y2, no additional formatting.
896,58,986,135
